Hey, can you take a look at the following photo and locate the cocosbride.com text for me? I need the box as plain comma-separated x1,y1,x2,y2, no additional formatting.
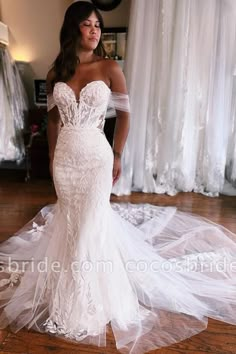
1,256,236,274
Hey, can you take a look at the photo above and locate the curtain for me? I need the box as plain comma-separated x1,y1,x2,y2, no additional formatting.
0,46,28,162
112,0,236,196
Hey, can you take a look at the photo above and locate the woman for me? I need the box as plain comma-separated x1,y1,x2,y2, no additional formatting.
0,2,236,354
46,1,129,184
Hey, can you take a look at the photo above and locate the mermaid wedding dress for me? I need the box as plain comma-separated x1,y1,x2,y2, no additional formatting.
0,80,236,354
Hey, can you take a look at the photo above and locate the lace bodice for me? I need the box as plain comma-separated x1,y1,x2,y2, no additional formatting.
53,80,111,130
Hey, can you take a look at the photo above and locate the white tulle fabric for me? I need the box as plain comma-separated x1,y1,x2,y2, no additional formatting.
47,93,55,112
0,46,28,162
1,81,236,354
112,0,236,197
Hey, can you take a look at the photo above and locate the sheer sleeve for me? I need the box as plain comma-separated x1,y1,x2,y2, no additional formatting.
47,93,56,112
107,92,130,117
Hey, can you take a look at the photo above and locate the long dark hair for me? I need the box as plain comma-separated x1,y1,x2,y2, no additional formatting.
53,1,106,83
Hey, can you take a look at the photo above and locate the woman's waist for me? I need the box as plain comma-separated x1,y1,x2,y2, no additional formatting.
56,125,110,153
60,124,104,134
54,127,113,164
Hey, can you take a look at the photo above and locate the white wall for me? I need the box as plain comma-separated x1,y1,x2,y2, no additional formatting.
0,0,71,78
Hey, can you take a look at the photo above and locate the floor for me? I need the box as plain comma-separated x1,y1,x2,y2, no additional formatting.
0,171,236,354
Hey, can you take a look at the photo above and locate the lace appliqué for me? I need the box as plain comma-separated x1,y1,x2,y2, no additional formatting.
0,268,23,289
111,202,176,227
53,81,111,131
43,278,100,340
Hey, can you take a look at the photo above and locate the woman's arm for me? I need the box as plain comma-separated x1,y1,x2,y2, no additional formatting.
46,69,61,177
108,61,130,184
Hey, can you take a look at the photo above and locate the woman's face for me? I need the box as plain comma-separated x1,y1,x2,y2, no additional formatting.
79,12,101,51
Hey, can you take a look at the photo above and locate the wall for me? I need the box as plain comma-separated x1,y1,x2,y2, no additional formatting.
0,0,71,78
99,0,130,27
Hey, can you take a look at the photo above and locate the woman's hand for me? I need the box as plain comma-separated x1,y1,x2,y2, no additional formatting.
112,156,121,185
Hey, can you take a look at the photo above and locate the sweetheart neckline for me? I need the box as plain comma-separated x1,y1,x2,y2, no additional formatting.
54,80,111,102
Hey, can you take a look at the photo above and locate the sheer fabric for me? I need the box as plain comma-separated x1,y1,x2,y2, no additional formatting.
112,0,236,197
108,92,130,113
0,46,28,162
47,93,56,112
225,67,236,192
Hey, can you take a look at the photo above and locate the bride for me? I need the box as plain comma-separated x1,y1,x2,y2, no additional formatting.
0,2,236,353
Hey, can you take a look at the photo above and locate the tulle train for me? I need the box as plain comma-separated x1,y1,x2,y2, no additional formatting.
0,202,236,353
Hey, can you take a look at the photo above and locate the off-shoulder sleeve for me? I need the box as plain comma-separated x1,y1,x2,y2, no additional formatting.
108,92,130,114
47,93,56,112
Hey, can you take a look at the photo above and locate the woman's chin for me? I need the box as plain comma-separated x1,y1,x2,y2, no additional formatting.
82,44,98,52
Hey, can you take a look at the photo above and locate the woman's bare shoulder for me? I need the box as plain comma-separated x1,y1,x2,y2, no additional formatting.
100,59,122,78
101,58,119,68
100,60,126,92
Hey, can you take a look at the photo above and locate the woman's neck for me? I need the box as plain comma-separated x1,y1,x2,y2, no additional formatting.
77,50,96,64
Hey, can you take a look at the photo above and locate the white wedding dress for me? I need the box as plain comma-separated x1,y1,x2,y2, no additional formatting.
0,80,236,354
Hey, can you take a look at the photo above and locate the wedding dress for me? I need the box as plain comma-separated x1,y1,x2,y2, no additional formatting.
0,80,236,354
